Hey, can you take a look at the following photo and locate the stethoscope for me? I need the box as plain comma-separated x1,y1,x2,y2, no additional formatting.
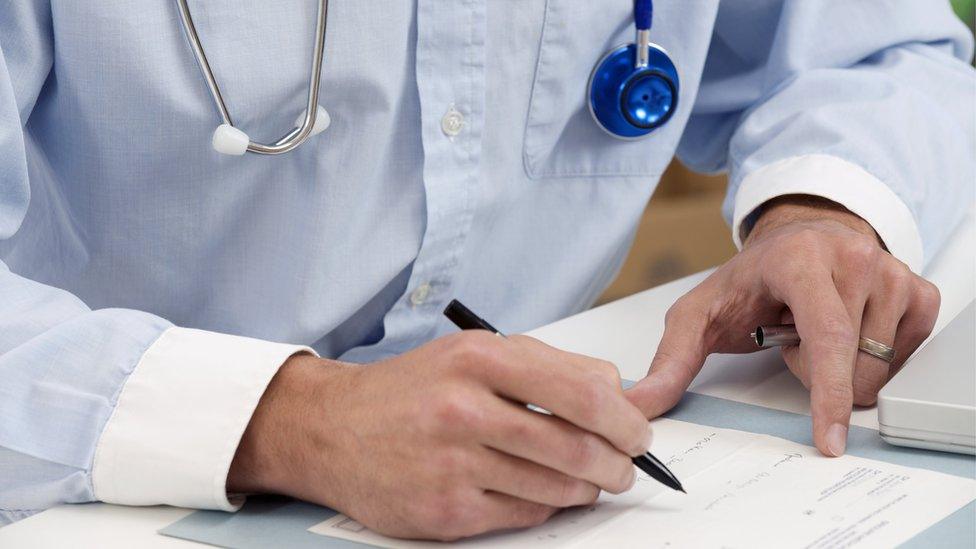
176,0,677,156
175,0,331,155
588,0,679,139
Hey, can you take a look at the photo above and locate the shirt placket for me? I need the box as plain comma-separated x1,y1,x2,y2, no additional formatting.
377,0,486,355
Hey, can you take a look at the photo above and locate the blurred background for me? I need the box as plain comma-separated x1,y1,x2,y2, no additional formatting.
597,0,976,305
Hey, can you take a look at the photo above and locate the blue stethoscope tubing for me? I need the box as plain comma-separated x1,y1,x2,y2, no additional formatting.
588,0,679,139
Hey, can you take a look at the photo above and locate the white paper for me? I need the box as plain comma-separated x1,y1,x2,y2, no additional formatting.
308,420,976,548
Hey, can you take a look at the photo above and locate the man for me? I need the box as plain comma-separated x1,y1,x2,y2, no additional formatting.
1,0,973,541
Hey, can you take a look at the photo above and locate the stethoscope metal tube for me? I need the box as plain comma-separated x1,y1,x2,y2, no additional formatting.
635,29,651,68
175,0,330,155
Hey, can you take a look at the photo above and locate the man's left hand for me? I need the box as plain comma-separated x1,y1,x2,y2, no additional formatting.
627,195,940,457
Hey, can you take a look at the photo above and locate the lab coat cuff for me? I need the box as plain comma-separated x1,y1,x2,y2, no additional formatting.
731,154,924,273
91,327,316,511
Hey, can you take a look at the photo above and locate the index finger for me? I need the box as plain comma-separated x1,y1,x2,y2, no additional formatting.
771,271,858,457
488,336,652,457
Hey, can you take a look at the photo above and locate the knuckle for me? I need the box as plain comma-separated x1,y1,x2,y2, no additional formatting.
574,382,608,426
819,316,858,348
663,301,683,324
585,369,617,395
665,296,712,336
509,503,556,529
841,235,881,267
524,505,556,527
447,331,501,369
775,248,815,281
431,392,483,434
555,476,587,507
595,360,621,383
789,228,828,255
819,380,855,409
508,334,545,350
664,296,698,326
881,263,913,291
915,280,941,313
567,433,602,475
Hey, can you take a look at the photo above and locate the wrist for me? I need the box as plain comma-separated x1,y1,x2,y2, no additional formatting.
227,353,352,497
743,194,884,249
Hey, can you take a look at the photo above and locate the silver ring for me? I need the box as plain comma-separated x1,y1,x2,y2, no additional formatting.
858,336,896,363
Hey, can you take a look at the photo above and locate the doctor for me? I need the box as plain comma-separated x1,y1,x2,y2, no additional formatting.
1,0,973,541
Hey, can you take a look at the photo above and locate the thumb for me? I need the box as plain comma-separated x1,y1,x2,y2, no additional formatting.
626,300,710,418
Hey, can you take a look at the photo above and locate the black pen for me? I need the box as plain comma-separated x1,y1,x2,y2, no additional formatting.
443,299,685,494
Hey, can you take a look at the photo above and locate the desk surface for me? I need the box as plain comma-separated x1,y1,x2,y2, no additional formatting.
2,210,972,547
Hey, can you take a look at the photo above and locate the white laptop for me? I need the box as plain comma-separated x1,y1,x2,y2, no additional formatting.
878,300,975,454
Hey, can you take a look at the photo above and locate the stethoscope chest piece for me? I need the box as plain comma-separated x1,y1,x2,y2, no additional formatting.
588,42,679,140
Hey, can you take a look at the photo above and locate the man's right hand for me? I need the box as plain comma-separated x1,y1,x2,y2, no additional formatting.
227,331,651,541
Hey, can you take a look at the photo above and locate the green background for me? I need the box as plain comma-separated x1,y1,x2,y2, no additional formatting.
951,0,975,32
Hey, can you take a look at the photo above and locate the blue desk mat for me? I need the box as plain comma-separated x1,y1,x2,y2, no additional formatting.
161,391,975,548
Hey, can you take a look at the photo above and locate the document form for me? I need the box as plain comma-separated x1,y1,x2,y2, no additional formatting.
308,419,976,548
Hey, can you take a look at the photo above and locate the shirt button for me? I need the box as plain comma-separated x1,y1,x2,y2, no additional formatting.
410,283,431,306
441,105,464,138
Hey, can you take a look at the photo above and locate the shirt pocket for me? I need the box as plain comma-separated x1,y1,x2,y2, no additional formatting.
523,0,684,179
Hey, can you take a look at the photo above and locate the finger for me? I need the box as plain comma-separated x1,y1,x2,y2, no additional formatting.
769,271,857,457
889,277,941,377
852,266,914,405
513,337,654,457
780,345,808,388
476,492,558,535
781,281,866,394
486,335,651,457
627,295,710,419
851,300,900,406
475,447,604,508
480,399,636,494
778,310,811,388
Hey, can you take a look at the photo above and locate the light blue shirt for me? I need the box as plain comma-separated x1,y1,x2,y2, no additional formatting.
1,0,973,523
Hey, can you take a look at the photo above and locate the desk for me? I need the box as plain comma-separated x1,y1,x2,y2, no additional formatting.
1,210,972,547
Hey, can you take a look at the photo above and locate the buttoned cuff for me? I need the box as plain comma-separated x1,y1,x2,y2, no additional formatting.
731,154,924,273
91,327,316,511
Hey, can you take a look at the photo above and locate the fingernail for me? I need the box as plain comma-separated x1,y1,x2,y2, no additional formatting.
826,423,848,457
625,467,637,491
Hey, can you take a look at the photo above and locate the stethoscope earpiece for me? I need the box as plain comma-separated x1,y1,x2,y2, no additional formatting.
295,105,332,138
177,0,331,156
212,124,250,156
210,104,330,156
588,0,679,140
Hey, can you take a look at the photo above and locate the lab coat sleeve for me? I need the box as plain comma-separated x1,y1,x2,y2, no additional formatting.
676,1,976,273
0,3,313,524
